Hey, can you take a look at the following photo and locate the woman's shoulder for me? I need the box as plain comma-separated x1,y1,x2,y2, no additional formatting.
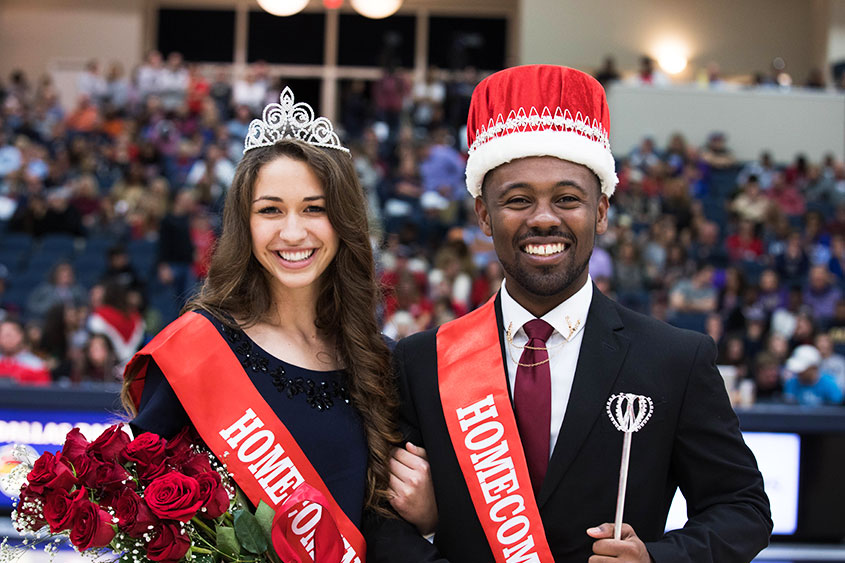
138,309,223,355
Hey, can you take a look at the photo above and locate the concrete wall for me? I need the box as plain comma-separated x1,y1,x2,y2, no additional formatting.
0,0,144,79
519,0,820,84
607,84,845,163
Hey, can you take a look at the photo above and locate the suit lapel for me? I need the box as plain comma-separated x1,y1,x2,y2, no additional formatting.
493,292,512,401
537,286,630,507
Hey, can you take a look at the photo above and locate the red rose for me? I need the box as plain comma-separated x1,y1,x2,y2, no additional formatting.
146,522,191,562
164,427,195,467
68,490,116,550
26,452,77,495
43,489,77,532
144,472,203,522
74,455,106,489
180,452,212,476
110,487,158,538
87,424,130,463
194,471,229,519
88,461,132,494
61,428,90,465
121,432,167,481
15,490,48,530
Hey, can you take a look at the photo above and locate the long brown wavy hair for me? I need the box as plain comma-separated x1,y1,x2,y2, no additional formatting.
122,139,399,515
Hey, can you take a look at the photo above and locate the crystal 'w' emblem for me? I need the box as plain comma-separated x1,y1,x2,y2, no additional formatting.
606,393,653,433
606,393,654,541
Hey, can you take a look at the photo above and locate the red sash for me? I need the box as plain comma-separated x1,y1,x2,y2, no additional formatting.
125,312,365,563
436,296,554,563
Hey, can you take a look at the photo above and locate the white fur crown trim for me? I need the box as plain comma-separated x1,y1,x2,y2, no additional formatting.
466,105,616,198
466,129,618,198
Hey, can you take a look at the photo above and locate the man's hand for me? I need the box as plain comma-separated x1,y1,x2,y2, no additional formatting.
587,523,652,562
388,442,438,535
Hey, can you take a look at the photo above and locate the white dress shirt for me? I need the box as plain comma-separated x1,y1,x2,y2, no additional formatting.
500,275,593,457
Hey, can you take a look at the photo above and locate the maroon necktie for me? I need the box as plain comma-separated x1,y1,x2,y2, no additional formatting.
513,318,554,493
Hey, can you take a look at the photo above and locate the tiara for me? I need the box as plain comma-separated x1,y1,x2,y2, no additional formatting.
243,87,350,155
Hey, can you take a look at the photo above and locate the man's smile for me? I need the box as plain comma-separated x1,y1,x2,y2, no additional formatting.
522,242,570,256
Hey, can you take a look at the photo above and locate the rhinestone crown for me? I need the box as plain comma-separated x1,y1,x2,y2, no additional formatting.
243,87,349,155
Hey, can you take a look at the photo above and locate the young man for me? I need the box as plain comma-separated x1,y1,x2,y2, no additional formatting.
368,65,771,562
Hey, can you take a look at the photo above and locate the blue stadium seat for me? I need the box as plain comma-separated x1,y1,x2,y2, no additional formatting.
0,232,33,252
37,234,79,256
667,312,708,334
127,239,159,281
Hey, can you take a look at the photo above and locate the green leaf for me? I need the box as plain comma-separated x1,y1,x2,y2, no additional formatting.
193,554,215,563
234,509,269,554
255,501,275,539
216,524,240,558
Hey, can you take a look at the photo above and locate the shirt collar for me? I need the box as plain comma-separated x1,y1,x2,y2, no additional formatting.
501,275,593,342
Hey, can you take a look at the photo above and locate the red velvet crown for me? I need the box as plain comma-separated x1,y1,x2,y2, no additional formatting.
465,65,617,198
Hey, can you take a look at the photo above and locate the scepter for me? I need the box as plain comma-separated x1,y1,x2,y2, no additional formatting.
606,393,654,540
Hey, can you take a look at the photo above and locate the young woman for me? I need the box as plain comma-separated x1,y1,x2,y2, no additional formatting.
121,89,427,560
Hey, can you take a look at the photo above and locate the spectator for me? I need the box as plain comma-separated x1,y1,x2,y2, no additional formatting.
628,137,661,174
752,352,784,404
689,220,728,268
700,132,736,170
419,127,466,226
632,55,669,86
104,61,131,113
186,144,235,205
775,231,810,286
663,132,691,176
72,332,120,384
0,264,14,321
816,332,845,394
737,151,778,190
612,240,648,313
208,68,233,120
803,264,842,324
232,68,268,116
827,234,845,282
0,318,50,385
76,59,108,107
159,52,189,112
137,50,165,101
589,244,613,282
65,94,102,134
731,175,772,225
725,219,764,263
754,268,785,316
86,281,145,367
157,189,197,313
469,261,503,309
26,261,88,321
594,56,621,87
669,264,718,315
38,303,85,381
767,173,805,218
412,67,446,130
783,344,843,405
373,62,410,137
770,285,803,339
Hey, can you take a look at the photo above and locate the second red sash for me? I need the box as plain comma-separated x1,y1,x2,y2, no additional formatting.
126,312,365,563
436,296,555,563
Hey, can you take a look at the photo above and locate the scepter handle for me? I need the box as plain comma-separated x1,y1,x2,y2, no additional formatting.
614,430,633,541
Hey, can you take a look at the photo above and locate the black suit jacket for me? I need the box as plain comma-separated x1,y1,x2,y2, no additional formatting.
365,287,772,562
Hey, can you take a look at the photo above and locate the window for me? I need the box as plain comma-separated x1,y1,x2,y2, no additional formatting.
157,9,235,62
428,16,506,70
338,14,416,68
248,11,325,64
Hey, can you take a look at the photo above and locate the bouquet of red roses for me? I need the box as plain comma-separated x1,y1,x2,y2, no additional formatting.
2,424,282,563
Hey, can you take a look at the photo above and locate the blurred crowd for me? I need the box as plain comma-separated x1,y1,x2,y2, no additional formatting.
0,52,844,409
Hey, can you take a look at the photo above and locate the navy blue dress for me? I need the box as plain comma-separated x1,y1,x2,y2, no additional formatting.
132,311,369,528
